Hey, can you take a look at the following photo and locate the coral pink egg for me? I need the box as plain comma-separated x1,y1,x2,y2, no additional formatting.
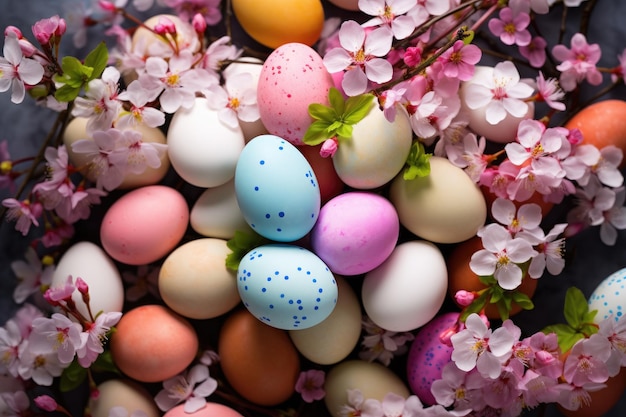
100,185,189,265
110,305,198,383
164,403,244,417
297,144,344,203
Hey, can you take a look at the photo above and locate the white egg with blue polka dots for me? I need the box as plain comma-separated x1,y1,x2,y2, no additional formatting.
234,134,321,242
588,267,626,323
237,244,338,330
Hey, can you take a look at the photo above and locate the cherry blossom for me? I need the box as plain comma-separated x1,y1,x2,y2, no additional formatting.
358,316,414,366
72,66,123,134
17,339,65,386
431,363,484,412
198,349,220,366
490,198,542,236
450,313,516,379
525,223,567,278
567,175,617,228
597,317,626,376
154,364,218,413
535,72,565,111
204,72,260,128
55,185,107,224
44,275,75,306
28,313,85,364
446,133,488,183
10,246,55,304
1,198,42,236
115,129,168,175
0,33,45,104
552,33,602,92
0,320,23,377
198,36,241,77
359,0,417,40
409,0,449,17
527,332,562,379
518,370,562,408
519,36,548,68
380,392,426,417
295,369,326,403
115,80,165,129
481,366,522,409
33,394,58,412
612,48,626,83
323,20,393,96
339,388,383,417
162,0,222,26
563,334,611,386
470,223,538,290
437,40,481,82
599,186,626,246
76,311,122,368
463,61,534,125
488,7,531,47
0,391,30,416
122,264,161,302
31,15,66,46
591,145,624,188
506,120,564,167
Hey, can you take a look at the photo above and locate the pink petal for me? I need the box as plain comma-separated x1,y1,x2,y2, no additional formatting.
364,58,393,84
323,48,353,73
342,67,368,96
364,26,393,57
338,20,365,52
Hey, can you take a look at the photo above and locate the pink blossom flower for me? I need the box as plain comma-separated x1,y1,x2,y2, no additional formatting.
463,61,534,125
154,364,218,413
339,388,383,417
2,198,42,236
437,40,481,81
506,119,565,167
535,72,565,111
205,72,259,128
597,317,626,376
359,0,417,40
450,313,516,379
488,7,532,46
31,15,66,46
72,67,122,134
481,367,522,409
563,334,611,386
55,185,107,224
17,339,65,386
520,36,548,68
76,311,122,368
0,320,22,377
323,20,393,96
295,369,326,403
567,175,617,228
198,349,219,366
403,45,422,67
0,391,30,416
28,313,85,364
122,265,161,302
454,290,477,307
162,0,222,26
490,197,542,236
446,132,488,182
199,36,241,77
43,275,75,305
116,80,166,129
115,129,168,175
320,137,339,158
528,332,562,379
0,33,45,104
612,48,626,83
518,369,562,408
599,186,626,246
71,128,128,191
593,145,624,188
431,362,485,411
358,316,414,366
525,223,567,278
471,223,538,290
380,392,425,417
10,246,55,304
13,303,44,339
552,33,602,92
408,0,449,17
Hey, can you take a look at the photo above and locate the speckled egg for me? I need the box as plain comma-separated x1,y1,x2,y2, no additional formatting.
234,134,321,242
257,43,334,145
237,244,338,329
406,312,459,405
310,192,399,276
588,267,626,323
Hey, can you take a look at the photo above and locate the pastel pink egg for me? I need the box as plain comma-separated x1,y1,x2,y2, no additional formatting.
164,403,244,417
257,43,334,145
310,192,399,276
406,312,459,405
100,185,189,265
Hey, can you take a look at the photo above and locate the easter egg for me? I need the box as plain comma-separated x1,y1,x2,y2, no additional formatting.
257,43,334,145
460,65,535,143
164,403,244,417
51,241,124,318
237,244,338,330
332,101,413,189
189,179,252,239
234,134,321,242
167,97,245,188
324,360,410,417
311,192,400,276
389,156,487,244
159,238,240,320
89,379,160,417
218,308,300,406
406,312,459,405
298,144,344,203
110,305,198,383
289,276,362,364
565,99,626,168
588,267,626,323
231,0,324,49
362,240,448,332
100,185,189,265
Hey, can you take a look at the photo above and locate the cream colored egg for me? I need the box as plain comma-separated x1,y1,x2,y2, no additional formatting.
167,97,245,188
159,238,240,319
89,379,159,417
190,180,252,239
289,276,361,365
460,66,534,143
362,241,447,332
63,117,170,189
389,156,486,243
333,101,412,189
52,241,124,318
324,360,410,417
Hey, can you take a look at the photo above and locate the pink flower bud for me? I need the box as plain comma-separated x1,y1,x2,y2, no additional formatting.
454,290,476,307
192,13,207,33
439,322,463,347
55,18,67,37
4,26,23,38
403,46,422,67
18,39,38,57
43,290,60,307
535,350,556,366
76,277,89,295
567,128,583,146
98,0,118,12
320,137,338,158
34,395,58,412
154,16,177,36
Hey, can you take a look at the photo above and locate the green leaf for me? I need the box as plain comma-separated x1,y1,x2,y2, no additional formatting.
563,287,588,329
334,123,353,141
61,56,85,81
328,87,345,115
403,141,431,180
459,291,489,322
90,350,120,374
497,299,510,321
59,359,87,392
225,230,267,271
303,121,333,145
343,94,375,124
580,323,599,338
309,103,337,122
84,42,109,81
54,84,81,102
511,291,535,310
461,27,475,45
542,324,584,354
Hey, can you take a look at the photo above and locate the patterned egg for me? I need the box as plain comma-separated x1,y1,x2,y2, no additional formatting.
406,312,459,405
237,244,338,330
588,267,626,323
257,43,334,145
234,134,321,242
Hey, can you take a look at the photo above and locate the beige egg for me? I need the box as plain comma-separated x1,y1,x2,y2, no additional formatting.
389,156,487,243
159,238,240,319
324,360,410,417
288,276,361,365
333,102,412,189
89,379,159,417
63,117,170,189
190,180,252,240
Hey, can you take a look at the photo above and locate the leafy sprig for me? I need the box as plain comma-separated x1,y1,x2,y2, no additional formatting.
53,42,109,102
225,230,269,271
403,141,432,180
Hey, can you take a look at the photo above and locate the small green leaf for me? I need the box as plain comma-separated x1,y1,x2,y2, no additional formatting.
328,87,345,115
343,93,375,124
327,120,344,132
334,123,353,141
461,27,475,45
225,230,267,271
61,56,85,80
511,291,535,310
59,359,87,392
497,299,510,321
563,287,588,329
460,291,489,322
580,323,599,338
309,103,337,122
90,350,120,374
84,42,109,81
54,84,81,102
403,141,431,180
303,121,333,145
478,274,497,286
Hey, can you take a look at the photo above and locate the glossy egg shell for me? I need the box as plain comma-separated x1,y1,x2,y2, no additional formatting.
588,267,626,323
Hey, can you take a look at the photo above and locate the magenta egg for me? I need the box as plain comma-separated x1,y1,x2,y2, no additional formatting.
310,192,399,276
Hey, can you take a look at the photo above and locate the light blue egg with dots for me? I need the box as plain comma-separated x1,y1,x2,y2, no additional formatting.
234,134,320,242
237,244,338,330
588,267,626,323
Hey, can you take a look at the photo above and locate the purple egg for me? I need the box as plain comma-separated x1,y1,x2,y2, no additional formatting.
406,312,459,405
310,192,399,276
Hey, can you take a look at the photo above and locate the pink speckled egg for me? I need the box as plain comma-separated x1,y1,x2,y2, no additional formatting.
406,312,459,405
257,43,334,145
164,403,244,417
100,185,189,265
310,192,399,276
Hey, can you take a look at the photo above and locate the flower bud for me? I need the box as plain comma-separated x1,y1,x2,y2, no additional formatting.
320,137,338,158
34,395,58,412
97,0,118,12
454,289,476,306
192,13,207,34
4,26,23,38
154,16,177,36
76,277,89,295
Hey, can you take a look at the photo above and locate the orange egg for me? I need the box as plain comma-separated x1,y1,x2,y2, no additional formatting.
447,236,538,319
110,305,198,383
218,308,300,406
565,99,626,168
558,365,626,417
297,144,345,203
